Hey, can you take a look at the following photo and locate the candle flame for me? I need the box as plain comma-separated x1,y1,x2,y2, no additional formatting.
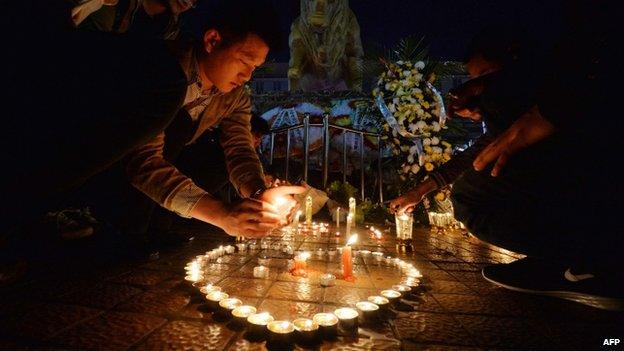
298,252,311,260
346,233,358,246
274,196,288,207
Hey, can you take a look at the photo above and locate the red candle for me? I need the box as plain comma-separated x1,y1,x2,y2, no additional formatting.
341,245,352,279
292,252,310,277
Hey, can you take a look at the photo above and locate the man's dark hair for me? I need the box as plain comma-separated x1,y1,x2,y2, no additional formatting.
250,113,270,136
201,0,283,52
464,24,534,65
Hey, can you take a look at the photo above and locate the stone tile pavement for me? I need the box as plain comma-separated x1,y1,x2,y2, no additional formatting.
1,225,622,351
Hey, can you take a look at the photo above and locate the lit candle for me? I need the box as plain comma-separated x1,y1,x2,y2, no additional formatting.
406,268,422,279
335,207,341,228
253,265,270,279
313,313,338,339
356,301,380,321
334,307,359,331
184,261,202,284
367,295,390,310
199,283,221,295
348,197,356,218
380,289,402,306
260,240,269,250
327,248,337,257
392,284,412,294
346,213,353,237
205,291,229,310
258,255,270,266
402,277,421,288
249,242,258,251
395,211,414,241
282,245,294,255
305,195,313,225
236,243,247,252
293,318,319,344
267,320,295,344
232,305,257,324
247,312,274,337
341,234,358,280
320,273,336,287
218,297,243,317
292,251,310,276
359,249,371,256
315,248,325,258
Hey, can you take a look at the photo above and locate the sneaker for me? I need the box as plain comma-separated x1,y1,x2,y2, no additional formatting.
482,257,624,311
45,207,98,240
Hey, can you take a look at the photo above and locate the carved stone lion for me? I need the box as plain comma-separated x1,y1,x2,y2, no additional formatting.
288,0,364,92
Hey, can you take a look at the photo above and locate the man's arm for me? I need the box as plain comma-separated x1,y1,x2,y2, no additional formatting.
219,89,267,198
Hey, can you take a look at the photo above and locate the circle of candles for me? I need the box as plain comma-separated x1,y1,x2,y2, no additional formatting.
253,265,270,279
231,305,257,324
267,320,295,344
218,298,242,317
367,295,390,310
293,318,319,344
381,290,402,306
199,284,222,295
333,307,359,331
247,312,274,336
206,291,229,309
319,273,336,287
356,301,380,320
312,313,338,339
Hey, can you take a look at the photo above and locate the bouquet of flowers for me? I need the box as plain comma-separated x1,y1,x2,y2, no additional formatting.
372,60,453,183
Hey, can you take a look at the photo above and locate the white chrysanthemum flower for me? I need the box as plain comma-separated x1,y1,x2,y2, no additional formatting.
416,120,427,130
415,61,425,69
433,146,443,154
393,97,400,105
385,83,392,90
423,138,431,146
388,103,396,113
411,164,420,174
407,154,414,163
397,60,404,65
431,136,440,145
432,121,441,132
408,123,418,133
403,70,412,77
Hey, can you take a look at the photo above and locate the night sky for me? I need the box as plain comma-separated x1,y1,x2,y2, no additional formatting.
256,0,566,61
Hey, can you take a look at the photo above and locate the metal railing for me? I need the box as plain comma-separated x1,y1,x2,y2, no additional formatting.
268,113,384,202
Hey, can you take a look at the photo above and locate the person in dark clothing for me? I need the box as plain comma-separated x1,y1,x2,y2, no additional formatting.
397,1,623,310
388,24,539,213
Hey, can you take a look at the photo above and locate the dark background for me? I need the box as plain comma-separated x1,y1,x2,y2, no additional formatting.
194,0,566,61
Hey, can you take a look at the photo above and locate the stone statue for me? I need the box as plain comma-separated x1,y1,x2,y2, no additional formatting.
288,0,364,92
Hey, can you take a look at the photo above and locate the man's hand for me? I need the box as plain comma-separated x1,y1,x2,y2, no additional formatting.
473,106,555,177
257,185,306,222
388,178,437,214
190,195,282,238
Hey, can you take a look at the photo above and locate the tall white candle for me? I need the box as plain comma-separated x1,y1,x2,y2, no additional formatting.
305,195,313,225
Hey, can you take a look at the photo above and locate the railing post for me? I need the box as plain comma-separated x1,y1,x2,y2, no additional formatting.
342,131,347,183
377,135,383,203
322,114,330,189
303,114,310,183
285,129,291,181
269,132,275,165
360,132,365,201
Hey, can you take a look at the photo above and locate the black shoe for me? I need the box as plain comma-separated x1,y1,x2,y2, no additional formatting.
482,257,624,311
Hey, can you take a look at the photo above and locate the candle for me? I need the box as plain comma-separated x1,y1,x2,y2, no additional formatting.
392,284,412,294
395,211,414,241
217,246,225,256
292,252,310,276
267,320,295,344
199,283,221,295
218,297,243,318
380,289,402,306
315,248,325,258
283,245,294,255
341,234,358,280
335,207,341,228
401,277,421,288
247,312,274,337
205,291,229,310
359,249,371,256
406,268,422,279
367,295,390,310
236,243,247,252
384,256,394,266
232,305,257,324
345,214,353,237
293,318,319,344
258,255,270,266
305,195,313,225
185,263,202,284
253,265,269,279
356,301,380,321
320,273,336,287
327,248,337,257
348,197,356,218
286,259,295,271
260,240,269,250
313,313,338,339
249,242,258,251
334,307,359,331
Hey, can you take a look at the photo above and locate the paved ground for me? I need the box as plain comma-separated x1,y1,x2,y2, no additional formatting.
1,223,622,351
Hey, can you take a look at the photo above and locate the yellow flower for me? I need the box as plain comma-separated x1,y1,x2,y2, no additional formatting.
425,163,434,171
435,192,446,201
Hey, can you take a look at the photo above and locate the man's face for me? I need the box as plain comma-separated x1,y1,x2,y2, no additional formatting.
466,54,502,78
202,33,269,93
